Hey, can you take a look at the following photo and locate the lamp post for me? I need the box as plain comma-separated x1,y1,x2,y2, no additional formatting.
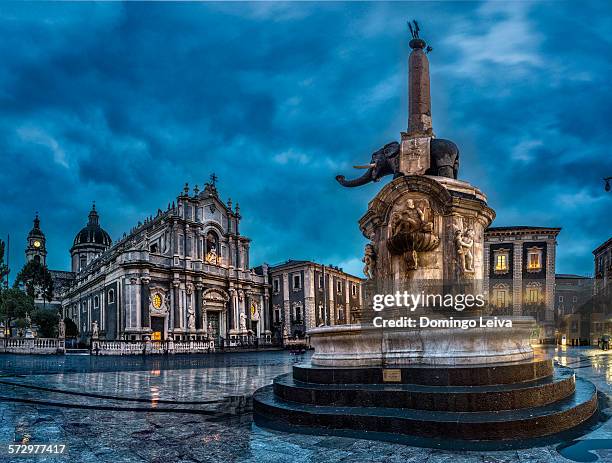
604,177,611,192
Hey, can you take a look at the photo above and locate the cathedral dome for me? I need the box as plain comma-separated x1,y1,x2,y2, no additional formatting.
71,204,112,249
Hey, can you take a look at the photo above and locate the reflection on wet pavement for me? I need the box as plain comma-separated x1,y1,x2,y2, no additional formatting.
0,348,611,462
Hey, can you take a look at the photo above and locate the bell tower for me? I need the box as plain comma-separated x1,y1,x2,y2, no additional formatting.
25,213,47,266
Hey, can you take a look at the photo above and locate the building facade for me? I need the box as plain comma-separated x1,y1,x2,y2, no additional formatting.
594,237,612,298
60,180,270,345
265,260,363,341
590,237,612,343
484,226,561,342
555,274,593,345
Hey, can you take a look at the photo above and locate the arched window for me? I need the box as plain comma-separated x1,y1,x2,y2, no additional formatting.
108,289,115,304
94,296,99,309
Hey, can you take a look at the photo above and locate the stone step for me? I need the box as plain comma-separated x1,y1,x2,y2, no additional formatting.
253,376,598,441
293,357,554,386
274,367,576,412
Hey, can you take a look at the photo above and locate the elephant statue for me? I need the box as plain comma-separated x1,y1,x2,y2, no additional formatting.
335,138,460,187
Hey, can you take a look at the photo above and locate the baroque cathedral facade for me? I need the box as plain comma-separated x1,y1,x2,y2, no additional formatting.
29,178,270,345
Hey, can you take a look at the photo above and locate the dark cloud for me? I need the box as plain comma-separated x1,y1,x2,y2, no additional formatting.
0,1,610,278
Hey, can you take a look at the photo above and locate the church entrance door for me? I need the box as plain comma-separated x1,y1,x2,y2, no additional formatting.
151,316,164,341
208,312,220,340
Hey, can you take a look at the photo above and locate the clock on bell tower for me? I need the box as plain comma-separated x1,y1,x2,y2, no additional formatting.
25,213,47,266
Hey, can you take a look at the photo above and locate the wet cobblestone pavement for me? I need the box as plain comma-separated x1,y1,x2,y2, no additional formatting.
0,348,611,463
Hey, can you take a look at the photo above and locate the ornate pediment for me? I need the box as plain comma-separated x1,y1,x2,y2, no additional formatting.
202,288,229,306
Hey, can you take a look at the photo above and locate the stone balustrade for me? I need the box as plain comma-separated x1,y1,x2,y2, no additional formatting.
90,339,216,356
0,338,65,354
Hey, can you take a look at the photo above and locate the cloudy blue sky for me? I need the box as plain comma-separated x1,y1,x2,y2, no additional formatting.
1,1,611,279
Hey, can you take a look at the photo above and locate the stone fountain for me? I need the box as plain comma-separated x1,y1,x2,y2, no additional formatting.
254,24,598,442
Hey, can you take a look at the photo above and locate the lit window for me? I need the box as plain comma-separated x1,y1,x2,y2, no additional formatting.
527,247,542,271
493,250,509,273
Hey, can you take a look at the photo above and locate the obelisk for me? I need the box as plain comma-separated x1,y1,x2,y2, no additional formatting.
399,22,432,176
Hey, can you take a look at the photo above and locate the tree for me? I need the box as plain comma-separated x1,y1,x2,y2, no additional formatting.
64,317,78,337
13,261,54,306
31,309,59,338
0,239,9,288
0,288,34,333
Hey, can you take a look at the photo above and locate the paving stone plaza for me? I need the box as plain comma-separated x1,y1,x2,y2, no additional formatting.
0,348,610,462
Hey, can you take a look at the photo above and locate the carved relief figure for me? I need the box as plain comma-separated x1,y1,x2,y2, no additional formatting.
91,320,99,339
454,226,475,273
387,198,438,270
363,243,377,279
239,312,247,331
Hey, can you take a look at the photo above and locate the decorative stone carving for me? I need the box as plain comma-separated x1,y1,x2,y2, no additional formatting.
387,198,438,270
399,135,430,175
149,287,170,316
362,243,377,279
239,312,247,331
453,224,475,273
91,321,99,339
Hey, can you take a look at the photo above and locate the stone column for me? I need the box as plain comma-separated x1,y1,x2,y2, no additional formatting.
228,288,236,331
195,285,202,331
173,280,180,329
303,266,315,330
328,275,335,326
282,273,291,335
141,277,150,330
513,241,523,316
545,239,557,337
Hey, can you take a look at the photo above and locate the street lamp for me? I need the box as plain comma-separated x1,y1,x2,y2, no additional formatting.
604,177,612,192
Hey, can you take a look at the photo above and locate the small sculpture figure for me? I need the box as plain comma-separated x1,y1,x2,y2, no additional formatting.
91,320,99,339
58,319,65,339
187,304,196,331
207,322,213,336
363,243,377,279
206,244,218,265
239,312,247,331
454,227,475,273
